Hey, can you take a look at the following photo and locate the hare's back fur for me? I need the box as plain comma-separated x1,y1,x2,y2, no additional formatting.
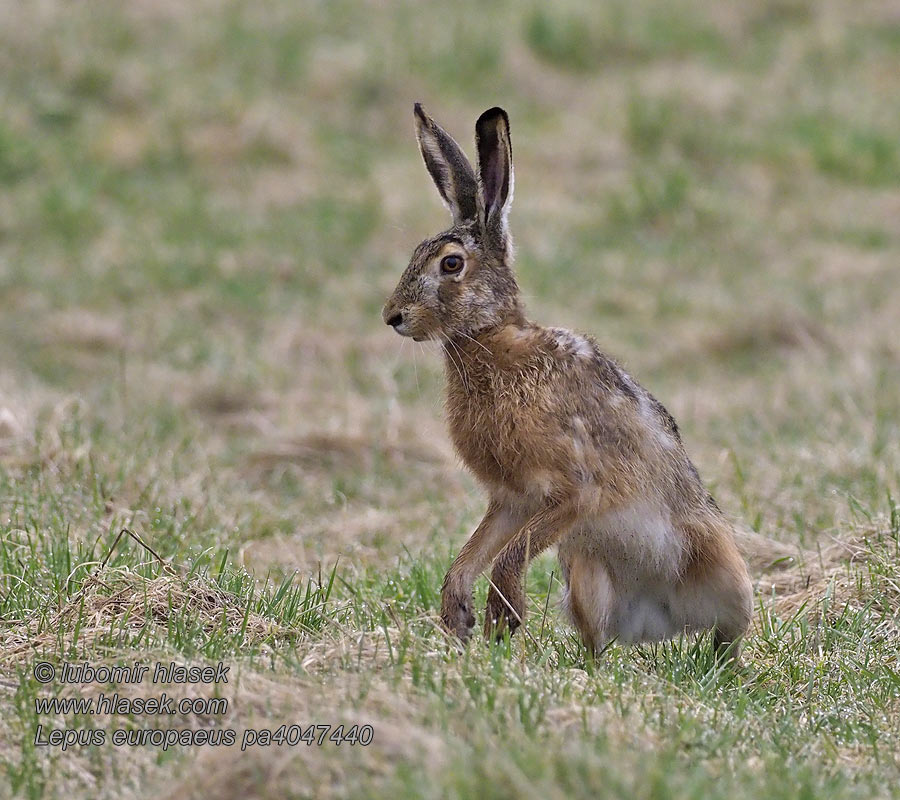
447,322,704,511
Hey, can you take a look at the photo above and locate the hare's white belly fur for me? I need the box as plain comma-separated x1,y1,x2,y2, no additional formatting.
558,502,717,646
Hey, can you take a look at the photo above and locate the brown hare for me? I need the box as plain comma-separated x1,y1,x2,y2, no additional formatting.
383,104,753,658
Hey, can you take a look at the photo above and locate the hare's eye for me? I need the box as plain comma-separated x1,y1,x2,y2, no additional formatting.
440,254,464,274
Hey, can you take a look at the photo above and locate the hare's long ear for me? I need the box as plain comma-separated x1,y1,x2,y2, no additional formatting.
414,103,477,224
475,107,513,254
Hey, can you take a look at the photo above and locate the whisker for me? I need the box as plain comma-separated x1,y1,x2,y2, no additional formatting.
411,341,421,398
387,336,408,376
441,335,470,395
417,341,445,411
451,338,473,395
456,330,491,356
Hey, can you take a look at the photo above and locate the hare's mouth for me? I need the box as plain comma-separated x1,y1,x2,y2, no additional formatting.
392,319,433,341
389,323,426,341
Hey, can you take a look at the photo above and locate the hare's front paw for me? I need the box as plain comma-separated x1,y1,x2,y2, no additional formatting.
440,591,476,641
484,582,524,641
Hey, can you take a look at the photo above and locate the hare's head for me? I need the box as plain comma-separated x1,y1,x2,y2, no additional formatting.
383,104,521,341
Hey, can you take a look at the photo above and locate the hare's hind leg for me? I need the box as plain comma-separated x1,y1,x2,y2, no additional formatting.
672,532,753,659
558,551,616,654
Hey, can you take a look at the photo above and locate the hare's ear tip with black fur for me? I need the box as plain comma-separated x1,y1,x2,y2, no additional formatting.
413,102,427,120
476,107,509,129
478,106,508,121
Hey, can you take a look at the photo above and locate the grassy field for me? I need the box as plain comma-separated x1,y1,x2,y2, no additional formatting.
1,0,899,797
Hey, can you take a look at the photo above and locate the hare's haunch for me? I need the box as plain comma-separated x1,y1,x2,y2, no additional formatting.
383,104,752,658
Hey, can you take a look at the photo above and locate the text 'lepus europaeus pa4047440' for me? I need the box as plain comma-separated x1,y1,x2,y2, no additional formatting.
383,104,753,658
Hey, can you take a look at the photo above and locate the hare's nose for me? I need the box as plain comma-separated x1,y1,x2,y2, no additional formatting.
386,311,404,328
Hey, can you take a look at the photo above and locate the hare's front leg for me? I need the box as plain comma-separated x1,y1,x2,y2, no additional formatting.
441,499,523,641
485,501,578,640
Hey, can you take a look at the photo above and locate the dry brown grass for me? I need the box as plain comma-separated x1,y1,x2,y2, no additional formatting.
760,519,900,617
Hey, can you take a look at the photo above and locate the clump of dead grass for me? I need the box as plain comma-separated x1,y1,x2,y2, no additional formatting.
757,516,900,618
0,529,293,668
0,571,285,668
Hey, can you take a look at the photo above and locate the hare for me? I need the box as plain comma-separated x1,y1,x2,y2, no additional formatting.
383,104,753,657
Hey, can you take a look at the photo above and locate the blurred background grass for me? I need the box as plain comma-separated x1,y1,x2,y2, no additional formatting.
1,1,899,797
3,0,898,561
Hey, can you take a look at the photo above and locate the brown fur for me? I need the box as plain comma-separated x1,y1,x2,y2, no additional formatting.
384,105,753,658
